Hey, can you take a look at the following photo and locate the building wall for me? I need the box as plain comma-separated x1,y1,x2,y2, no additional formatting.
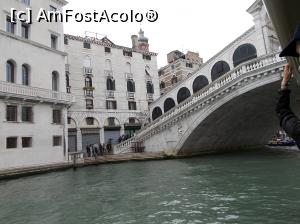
66,34,160,149
0,0,69,170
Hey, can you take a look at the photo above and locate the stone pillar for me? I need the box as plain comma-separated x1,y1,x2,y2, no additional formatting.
120,124,125,136
100,128,105,144
76,128,82,152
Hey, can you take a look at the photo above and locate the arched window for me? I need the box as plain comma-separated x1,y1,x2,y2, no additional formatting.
164,98,176,113
193,75,209,93
233,44,257,67
22,64,30,86
52,71,59,91
105,59,112,70
177,87,191,104
127,80,135,92
171,76,178,84
125,62,131,73
211,61,230,81
85,77,92,88
152,107,163,120
107,78,115,90
160,81,165,89
147,82,154,94
6,60,15,83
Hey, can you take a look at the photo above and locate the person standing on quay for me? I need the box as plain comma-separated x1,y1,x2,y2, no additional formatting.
276,25,300,148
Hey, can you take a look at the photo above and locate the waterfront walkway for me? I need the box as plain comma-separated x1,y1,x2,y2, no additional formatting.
0,152,166,180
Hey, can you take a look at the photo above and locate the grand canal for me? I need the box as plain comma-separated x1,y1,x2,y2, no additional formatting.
1,150,300,224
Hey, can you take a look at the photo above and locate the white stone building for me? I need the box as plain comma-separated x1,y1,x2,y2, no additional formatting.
0,0,74,170
65,29,160,152
159,50,203,95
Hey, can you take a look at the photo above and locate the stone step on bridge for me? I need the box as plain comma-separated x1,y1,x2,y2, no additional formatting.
114,53,291,155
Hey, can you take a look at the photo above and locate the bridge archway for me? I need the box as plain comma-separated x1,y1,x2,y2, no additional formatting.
233,43,257,67
192,76,209,93
211,61,230,81
152,107,163,120
164,98,176,113
177,87,191,104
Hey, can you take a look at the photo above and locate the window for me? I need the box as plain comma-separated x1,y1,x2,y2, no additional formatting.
53,136,62,146
143,54,151,60
50,5,57,12
66,74,71,93
7,137,17,149
106,100,117,109
129,118,136,124
51,34,58,49
22,106,33,122
86,99,94,109
21,0,30,5
105,47,111,53
123,50,132,57
52,71,59,91
67,117,71,124
85,89,93,97
6,16,15,34
128,101,137,110
86,117,94,125
52,109,61,124
22,137,32,148
127,80,135,92
64,36,68,45
186,62,193,68
160,81,165,89
108,117,115,126
83,42,91,49
22,65,30,86
147,82,154,94
6,105,17,122
85,77,93,88
106,78,115,90
21,23,30,39
6,61,15,83
171,76,178,84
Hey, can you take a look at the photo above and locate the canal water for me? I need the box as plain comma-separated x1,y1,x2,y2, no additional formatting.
1,150,300,224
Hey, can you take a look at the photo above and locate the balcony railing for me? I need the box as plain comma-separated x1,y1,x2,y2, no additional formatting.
0,81,75,104
83,67,93,75
106,90,115,98
104,70,113,77
147,93,154,101
125,72,133,80
127,92,135,100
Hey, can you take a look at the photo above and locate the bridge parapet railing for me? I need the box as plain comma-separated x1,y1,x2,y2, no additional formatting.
113,138,133,154
115,53,285,148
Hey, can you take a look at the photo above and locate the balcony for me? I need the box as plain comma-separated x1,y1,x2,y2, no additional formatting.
83,67,93,76
0,81,75,104
127,92,135,100
147,93,154,101
125,72,133,80
104,70,113,78
106,90,115,98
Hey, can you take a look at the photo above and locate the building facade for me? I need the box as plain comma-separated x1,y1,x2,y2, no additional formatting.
65,29,160,152
0,0,74,170
159,50,203,95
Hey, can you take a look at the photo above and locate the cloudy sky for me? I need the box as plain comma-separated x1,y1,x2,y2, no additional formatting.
64,0,255,67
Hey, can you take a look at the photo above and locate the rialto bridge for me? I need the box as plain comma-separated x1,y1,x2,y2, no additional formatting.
114,1,300,155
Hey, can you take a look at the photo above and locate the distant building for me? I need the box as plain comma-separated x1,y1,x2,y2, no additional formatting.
0,0,74,170
159,50,203,95
65,29,160,151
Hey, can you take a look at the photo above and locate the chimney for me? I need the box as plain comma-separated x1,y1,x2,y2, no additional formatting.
131,35,138,50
